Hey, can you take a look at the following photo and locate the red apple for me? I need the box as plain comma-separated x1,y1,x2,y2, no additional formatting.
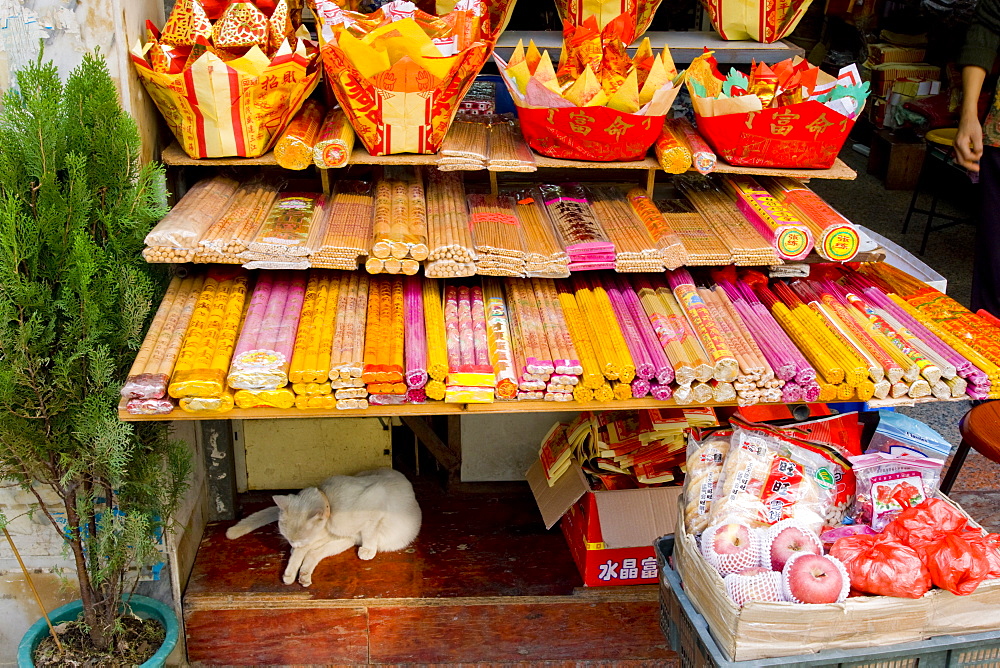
701,522,760,576
765,520,823,571
724,567,783,607
781,552,849,604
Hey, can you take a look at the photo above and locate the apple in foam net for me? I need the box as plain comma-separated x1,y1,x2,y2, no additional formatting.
781,552,849,604
768,525,823,571
701,522,760,576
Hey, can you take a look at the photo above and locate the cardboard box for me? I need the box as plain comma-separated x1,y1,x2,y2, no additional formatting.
526,460,682,586
867,43,927,64
674,494,1000,662
867,62,941,97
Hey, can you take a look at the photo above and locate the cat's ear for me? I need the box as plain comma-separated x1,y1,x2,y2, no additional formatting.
273,495,290,511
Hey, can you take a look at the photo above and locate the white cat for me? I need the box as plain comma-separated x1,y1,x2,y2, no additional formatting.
225,468,421,587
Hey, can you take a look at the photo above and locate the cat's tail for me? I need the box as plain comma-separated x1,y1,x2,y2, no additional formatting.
225,506,280,540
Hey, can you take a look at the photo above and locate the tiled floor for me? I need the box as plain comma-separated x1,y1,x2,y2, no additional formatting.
812,144,999,531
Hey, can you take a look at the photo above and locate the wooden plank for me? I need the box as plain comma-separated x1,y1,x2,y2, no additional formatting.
367,600,674,664
400,416,461,473
160,140,856,180
184,608,369,665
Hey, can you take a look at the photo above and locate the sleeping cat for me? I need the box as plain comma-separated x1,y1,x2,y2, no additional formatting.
225,468,421,587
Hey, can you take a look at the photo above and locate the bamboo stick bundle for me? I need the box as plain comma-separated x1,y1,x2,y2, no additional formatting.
313,107,356,169
676,176,779,266
144,176,241,262
313,181,374,270
470,194,526,276
168,268,250,399
512,188,569,278
625,188,688,270
654,199,730,265
123,274,204,400
274,100,325,170
487,118,536,172
587,187,662,272
425,170,476,276
666,269,739,382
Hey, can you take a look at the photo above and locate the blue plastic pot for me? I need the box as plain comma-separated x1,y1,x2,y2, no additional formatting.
18,594,179,668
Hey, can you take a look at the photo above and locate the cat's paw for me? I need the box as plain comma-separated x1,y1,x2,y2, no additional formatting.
282,572,296,585
298,574,313,587
358,546,377,560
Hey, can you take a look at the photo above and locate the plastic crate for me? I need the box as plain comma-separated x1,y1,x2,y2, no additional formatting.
655,536,1000,668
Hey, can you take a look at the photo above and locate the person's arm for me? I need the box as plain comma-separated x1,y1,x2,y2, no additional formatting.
956,66,987,171
956,20,1000,170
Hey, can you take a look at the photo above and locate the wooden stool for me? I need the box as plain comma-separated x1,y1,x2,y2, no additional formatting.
940,401,1000,494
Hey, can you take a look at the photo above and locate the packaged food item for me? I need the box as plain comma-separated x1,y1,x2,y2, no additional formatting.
684,429,732,534
849,452,944,531
860,410,952,461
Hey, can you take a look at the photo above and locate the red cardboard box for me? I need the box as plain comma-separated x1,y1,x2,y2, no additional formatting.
526,460,682,586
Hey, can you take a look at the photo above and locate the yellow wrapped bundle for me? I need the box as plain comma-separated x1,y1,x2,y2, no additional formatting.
423,279,449,382
655,120,693,174
274,99,326,170
180,390,235,414
313,108,356,169
169,269,249,398
289,270,340,384
234,388,296,409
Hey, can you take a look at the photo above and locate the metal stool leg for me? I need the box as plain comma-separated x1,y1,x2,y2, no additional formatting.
919,188,941,255
902,162,925,234
940,438,972,495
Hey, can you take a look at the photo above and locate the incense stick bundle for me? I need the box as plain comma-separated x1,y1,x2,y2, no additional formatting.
483,280,519,399
313,107,355,169
720,174,814,262
555,286,605,391
539,184,615,271
666,269,739,382
587,187,662,272
312,181,374,270
369,171,428,270
228,271,307,390
123,275,204,399
198,180,281,260
425,171,476,276
655,119,693,174
403,276,428,390
676,177,779,266
573,276,636,383
670,118,716,174
764,177,860,262
246,192,323,257
633,275,709,386
470,194,526,276
513,189,569,278
144,176,241,261
274,100,325,170
488,118,536,172
506,278,555,376
625,188,688,269
289,270,340,386
438,116,489,170
169,268,250,399
330,272,369,380
654,199,730,265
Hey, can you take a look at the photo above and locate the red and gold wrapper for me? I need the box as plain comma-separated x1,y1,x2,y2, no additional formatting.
700,0,813,43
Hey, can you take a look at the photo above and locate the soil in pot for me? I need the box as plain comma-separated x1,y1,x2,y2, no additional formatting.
33,616,165,668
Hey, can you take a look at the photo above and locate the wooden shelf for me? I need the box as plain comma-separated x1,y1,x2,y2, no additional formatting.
122,396,742,422
160,141,857,180
494,31,805,64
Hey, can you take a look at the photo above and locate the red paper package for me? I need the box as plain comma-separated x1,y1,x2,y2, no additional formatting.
923,533,991,596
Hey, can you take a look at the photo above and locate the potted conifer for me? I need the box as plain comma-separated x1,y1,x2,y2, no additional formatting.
0,52,190,666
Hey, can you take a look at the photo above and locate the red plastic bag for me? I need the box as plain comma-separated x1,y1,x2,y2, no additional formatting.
964,533,1000,579
883,498,969,554
923,532,992,596
830,534,931,599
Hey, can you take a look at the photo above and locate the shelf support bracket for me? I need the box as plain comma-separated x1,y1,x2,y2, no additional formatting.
400,416,461,481
646,168,656,196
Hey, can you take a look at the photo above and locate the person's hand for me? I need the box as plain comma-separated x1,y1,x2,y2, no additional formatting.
955,114,984,172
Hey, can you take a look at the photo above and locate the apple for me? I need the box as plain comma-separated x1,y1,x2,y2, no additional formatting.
765,520,823,571
724,567,784,607
701,522,760,576
781,552,850,604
